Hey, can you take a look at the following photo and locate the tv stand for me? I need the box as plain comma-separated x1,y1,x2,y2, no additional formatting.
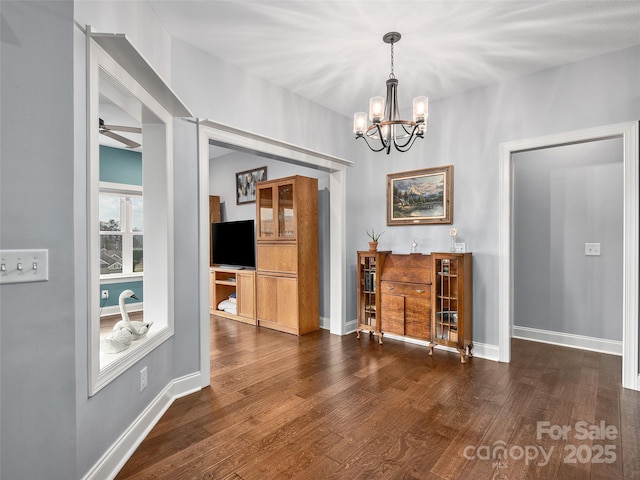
210,266,256,325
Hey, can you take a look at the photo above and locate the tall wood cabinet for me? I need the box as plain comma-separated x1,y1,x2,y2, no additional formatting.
209,195,221,265
431,253,473,363
255,175,319,335
356,251,390,344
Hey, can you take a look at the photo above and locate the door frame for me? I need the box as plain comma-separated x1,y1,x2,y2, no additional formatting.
498,121,639,391
197,119,353,387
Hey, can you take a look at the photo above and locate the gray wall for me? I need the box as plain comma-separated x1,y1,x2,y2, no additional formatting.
513,138,623,340
0,2,204,478
172,117,202,376
1,2,77,478
171,39,354,162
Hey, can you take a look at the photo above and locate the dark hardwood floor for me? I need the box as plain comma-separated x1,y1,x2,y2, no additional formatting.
116,316,640,479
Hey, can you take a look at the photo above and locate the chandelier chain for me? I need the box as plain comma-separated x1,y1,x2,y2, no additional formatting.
389,41,395,79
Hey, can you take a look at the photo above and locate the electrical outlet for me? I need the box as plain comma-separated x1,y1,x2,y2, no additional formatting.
140,366,148,392
101,290,109,299
585,243,601,256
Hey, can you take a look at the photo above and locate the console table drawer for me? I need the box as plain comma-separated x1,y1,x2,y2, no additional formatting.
381,281,430,298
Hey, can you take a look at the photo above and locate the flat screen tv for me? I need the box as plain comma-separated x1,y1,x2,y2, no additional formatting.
211,219,256,269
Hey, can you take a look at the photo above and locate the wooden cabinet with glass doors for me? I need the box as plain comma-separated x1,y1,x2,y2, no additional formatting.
256,178,298,240
356,251,390,344
430,253,473,363
255,175,319,335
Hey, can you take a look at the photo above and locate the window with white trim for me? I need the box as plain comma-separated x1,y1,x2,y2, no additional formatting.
99,184,143,277
88,32,182,395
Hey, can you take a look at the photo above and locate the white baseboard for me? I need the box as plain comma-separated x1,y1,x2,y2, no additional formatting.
382,333,441,352
311,315,502,361
512,325,622,356
372,332,500,362
100,302,144,318
344,318,357,334
345,319,500,361
82,372,203,480
471,342,500,361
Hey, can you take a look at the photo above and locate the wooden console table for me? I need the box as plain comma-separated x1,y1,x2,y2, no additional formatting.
356,251,473,362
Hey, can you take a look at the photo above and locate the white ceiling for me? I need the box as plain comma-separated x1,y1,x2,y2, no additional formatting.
148,1,640,119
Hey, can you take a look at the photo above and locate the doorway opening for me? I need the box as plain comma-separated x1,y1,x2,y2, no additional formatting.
498,121,639,391
197,120,353,387
512,138,623,353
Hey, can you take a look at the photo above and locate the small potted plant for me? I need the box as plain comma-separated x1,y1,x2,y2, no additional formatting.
366,228,384,252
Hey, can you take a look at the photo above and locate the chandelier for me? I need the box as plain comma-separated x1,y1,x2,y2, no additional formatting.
353,32,428,154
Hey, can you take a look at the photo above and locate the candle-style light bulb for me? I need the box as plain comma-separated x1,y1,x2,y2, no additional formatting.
353,112,367,135
369,96,385,123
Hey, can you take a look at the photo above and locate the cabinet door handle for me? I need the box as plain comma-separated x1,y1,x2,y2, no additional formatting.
386,286,394,291
416,289,425,293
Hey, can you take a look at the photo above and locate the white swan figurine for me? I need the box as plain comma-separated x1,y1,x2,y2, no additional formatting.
101,328,133,354
112,289,152,340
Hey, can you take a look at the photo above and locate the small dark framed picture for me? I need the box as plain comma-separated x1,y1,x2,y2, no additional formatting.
387,165,453,225
236,166,267,205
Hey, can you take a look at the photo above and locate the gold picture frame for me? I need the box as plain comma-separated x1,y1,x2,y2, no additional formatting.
387,165,453,225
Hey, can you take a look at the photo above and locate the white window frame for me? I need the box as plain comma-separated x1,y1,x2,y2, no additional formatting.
99,182,143,280
88,34,176,395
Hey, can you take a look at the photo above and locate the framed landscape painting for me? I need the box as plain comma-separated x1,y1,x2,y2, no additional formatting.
387,165,453,225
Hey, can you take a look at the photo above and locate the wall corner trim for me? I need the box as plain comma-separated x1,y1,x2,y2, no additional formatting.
82,372,203,480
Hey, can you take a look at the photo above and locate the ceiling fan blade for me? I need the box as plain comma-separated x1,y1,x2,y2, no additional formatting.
100,130,141,149
102,124,142,134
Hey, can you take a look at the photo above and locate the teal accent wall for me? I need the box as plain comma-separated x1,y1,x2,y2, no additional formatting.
99,148,143,303
99,145,142,185
99,281,143,308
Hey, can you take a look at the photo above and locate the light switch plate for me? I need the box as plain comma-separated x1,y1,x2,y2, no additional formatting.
0,249,49,284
